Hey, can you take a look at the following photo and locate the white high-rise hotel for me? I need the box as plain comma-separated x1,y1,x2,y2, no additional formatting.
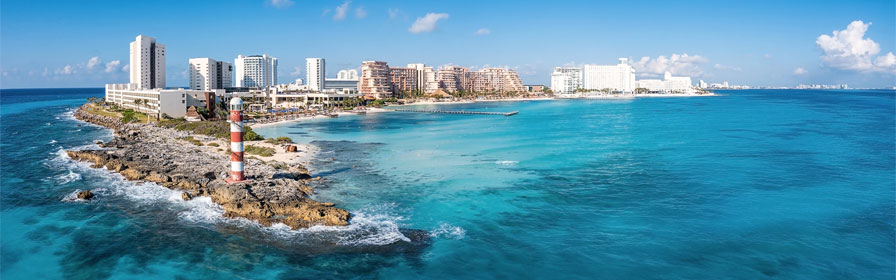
189,58,232,91
582,58,636,92
130,35,165,89
550,67,582,94
234,54,277,88
306,58,325,92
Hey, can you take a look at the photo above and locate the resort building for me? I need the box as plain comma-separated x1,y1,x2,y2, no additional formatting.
437,66,468,92
325,69,359,92
582,58,636,92
306,58,325,92
129,35,165,89
550,67,583,94
524,85,546,93
104,83,216,119
408,63,438,94
234,54,278,88
389,67,419,95
188,58,232,91
337,69,358,80
359,61,392,99
466,68,525,93
635,72,694,93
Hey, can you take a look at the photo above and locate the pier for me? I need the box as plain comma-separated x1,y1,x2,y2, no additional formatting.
393,109,519,116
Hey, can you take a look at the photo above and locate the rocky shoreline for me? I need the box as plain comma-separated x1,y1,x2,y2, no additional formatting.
67,105,350,229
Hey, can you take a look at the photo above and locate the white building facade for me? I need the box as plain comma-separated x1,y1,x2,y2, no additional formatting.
550,67,582,94
235,54,277,88
306,58,325,92
582,58,636,92
129,35,165,89
189,58,233,91
635,72,693,93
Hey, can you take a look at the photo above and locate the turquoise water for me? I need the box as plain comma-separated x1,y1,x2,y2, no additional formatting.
1,88,894,279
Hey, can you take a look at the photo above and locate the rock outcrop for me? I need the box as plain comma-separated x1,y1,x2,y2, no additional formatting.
68,106,350,229
76,190,94,200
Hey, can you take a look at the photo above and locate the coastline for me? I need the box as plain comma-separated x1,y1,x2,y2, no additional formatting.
66,104,351,229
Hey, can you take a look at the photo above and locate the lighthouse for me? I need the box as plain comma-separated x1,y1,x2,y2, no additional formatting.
227,97,246,182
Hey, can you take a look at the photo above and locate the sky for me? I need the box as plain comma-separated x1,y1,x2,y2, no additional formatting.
1,0,894,89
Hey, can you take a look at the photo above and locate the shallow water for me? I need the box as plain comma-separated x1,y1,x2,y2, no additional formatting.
2,88,894,279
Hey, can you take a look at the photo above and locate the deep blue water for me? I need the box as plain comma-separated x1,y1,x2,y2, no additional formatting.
1,88,894,279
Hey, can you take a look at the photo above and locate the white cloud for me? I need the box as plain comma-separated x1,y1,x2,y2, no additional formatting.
713,63,741,71
104,60,121,73
388,8,400,19
409,13,449,33
333,1,350,20
355,6,367,19
816,20,895,73
86,56,101,70
121,64,129,72
291,66,301,76
764,53,772,59
794,67,808,75
632,53,708,77
474,28,490,36
56,65,74,75
268,0,294,9
874,52,896,69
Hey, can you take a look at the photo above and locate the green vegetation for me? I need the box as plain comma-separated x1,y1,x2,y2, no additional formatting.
121,109,138,123
265,136,293,145
207,142,220,147
158,119,264,141
183,136,203,146
245,145,275,157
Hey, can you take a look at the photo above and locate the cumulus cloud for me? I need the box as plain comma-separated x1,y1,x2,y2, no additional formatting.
268,0,294,9
291,66,301,76
333,1,350,20
713,63,741,71
355,6,367,19
794,67,808,75
474,28,490,36
86,56,101,70
104,60,121,73
56,65,75,75
121,64,129,72
409,13,449,33
631,53,708,77
816,20,895,73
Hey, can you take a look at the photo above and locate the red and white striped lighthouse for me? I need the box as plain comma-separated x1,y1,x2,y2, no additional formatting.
226,97,246,182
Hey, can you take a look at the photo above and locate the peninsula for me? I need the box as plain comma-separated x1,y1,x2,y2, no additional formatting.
66,104,350,229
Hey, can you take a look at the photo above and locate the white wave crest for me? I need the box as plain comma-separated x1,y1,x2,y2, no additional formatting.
56,170,82,184
495,160,518,166
429,223,466,239
48,139,57,144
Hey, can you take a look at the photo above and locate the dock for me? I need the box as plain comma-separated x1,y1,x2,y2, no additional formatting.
393,109,519,116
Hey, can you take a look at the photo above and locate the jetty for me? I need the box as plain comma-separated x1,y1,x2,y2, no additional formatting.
393,109,519,116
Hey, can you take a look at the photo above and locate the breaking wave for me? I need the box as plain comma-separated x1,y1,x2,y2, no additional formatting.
429,223,466,239
495,160,519,166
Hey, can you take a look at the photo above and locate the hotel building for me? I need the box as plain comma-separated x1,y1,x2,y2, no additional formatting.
466,68,525,93
407,63,438,94
188,58,232,91
325,69,359,92
550,67,582,94
635,72,693,93
234,54,278,88
583,58,636,92
359,61,392,99
129,35,165,89
389,67,419,95
306,58,325,92
437,66,468,92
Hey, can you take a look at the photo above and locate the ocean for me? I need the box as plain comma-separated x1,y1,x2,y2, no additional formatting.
1,88,893,279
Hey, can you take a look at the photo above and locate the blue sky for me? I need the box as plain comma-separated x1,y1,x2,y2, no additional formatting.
1,0,894,89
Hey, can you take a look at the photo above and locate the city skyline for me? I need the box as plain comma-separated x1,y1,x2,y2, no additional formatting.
1,0,894,89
